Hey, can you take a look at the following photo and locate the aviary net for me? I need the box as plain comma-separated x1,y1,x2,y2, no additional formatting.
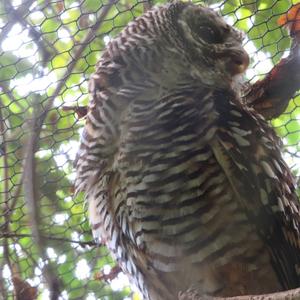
0,0,299,299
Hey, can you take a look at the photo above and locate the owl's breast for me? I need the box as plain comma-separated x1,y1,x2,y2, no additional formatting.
106,89,282,298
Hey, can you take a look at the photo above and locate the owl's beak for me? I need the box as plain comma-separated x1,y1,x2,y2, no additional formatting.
227,50,250,75
214,47,250,76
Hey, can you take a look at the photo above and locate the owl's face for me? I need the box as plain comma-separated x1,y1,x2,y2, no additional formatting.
175,3,249,86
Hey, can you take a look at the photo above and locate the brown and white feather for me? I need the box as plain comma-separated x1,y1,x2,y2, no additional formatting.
75,2,300,299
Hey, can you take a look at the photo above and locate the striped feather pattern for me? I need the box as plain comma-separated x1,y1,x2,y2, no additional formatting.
75,2,300,299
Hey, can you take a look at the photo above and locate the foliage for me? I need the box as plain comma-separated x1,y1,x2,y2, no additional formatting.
0,0,299,299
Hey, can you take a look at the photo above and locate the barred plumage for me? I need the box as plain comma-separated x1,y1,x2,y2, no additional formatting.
75,2,300,299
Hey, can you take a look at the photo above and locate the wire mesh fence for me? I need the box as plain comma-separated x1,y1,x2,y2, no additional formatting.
0,0,299,299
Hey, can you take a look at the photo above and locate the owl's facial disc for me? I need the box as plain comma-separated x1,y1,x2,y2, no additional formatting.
179,4,249,77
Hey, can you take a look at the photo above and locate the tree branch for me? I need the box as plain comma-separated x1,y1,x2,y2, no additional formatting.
178,287,300,300
0,0,36,45
243,38,300,120
23,99,61,300
5,1,55,63
33,0,116,134
20,8,117,295
0,97,13,289
0,262,7,300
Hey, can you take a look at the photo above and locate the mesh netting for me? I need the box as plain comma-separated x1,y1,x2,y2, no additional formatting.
0,0,299,299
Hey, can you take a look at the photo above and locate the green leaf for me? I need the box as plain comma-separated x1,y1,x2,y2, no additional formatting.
41,18,61,33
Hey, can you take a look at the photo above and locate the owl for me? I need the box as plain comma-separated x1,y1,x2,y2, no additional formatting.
75,2,300,299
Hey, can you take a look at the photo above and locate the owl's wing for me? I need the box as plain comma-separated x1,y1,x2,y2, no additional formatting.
74,35,159,193
74,20,170,296
211,89,300,289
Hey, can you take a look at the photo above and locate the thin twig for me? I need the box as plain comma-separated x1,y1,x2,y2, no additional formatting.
62,105,88,118
0,82,24,111
1,232,98,247
8,175,23,215
94,266,122,282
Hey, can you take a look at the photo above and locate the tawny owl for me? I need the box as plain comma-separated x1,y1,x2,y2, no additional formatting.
75,2,300,299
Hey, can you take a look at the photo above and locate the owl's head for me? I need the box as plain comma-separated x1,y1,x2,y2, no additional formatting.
169,2,249,86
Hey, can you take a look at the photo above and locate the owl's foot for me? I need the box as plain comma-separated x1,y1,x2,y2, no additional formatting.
178,289,214,300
